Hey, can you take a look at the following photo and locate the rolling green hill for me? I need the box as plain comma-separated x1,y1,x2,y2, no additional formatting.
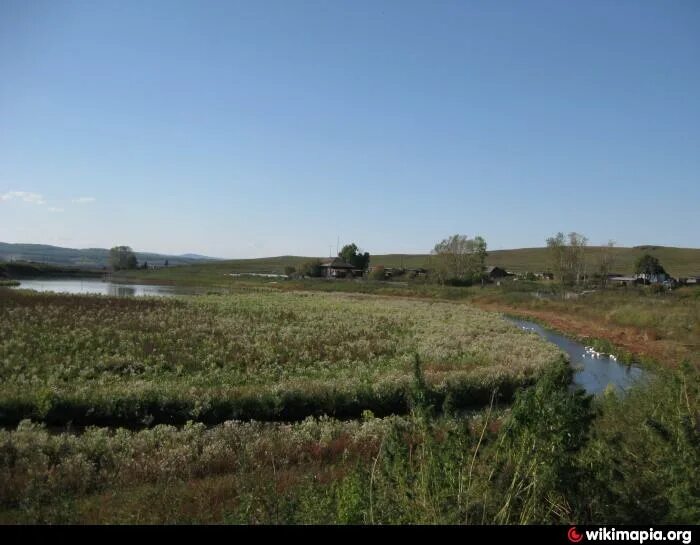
112,245,700,286
0,242,220,268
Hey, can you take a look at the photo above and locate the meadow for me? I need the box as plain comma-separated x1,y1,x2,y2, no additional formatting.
0,278,697,524
0,288,563,426
1,362,696,524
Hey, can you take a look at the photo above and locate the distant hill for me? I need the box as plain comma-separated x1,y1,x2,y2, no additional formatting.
118,245,700,281
0,243,220,268
375,246,700,277
4,243,699,277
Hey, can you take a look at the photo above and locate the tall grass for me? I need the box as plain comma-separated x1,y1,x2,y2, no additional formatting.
2,362,696,524
0,289,562,426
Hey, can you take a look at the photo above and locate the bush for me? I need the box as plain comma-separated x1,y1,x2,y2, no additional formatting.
299,259,323,278
369,266,386,281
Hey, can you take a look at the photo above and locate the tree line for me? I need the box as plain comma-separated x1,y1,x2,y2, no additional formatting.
546,232,668,288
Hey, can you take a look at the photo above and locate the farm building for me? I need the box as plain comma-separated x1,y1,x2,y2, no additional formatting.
485,266,510,279
319,258,364,279
609,276,637,286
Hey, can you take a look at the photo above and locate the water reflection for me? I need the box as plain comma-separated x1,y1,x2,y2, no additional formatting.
12,278,197,297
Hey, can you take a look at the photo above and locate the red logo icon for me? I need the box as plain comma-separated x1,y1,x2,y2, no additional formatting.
568,527,583,543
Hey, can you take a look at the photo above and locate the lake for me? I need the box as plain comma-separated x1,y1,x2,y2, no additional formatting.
507,317,646,395
11,278,200,297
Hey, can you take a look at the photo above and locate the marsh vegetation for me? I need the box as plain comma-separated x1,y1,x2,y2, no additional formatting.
0,277,697,524
0,288,562,426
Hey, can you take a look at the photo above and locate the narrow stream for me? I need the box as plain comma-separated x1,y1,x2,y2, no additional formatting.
507,317,646,395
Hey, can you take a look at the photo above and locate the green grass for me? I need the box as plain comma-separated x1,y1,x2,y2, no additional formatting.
0,288,564,426
1,275,697,524
1,363,696,524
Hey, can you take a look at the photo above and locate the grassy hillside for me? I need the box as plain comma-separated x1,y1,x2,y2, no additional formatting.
376,246,700,276
114,246,700,285
487,246,700,276
0,242,219,268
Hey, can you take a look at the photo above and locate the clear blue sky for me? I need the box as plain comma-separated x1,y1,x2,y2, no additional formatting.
1,1,698,258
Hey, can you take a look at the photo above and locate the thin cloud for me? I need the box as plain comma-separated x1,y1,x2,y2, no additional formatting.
48,207,64,213
0,191,46,205
72,197,96,204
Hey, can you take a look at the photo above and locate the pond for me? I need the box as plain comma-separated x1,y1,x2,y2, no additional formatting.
10,278,202,297
507,317,646,395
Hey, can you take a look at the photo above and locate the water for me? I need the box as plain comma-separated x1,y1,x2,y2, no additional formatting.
11,278,200,297
507,318,646,395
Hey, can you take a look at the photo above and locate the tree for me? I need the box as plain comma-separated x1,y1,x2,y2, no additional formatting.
142,261,149,270
546,232,567,288
568,232,588,286
431,234,487,285
299,259,322,278
164,259,169,267
634,254,666,284
284,266,296,277
109,246,138,271
338,243,370,271
546,232,588,287
597,241,616,288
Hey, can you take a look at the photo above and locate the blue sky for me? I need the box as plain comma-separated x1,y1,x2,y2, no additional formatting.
1,1,698,258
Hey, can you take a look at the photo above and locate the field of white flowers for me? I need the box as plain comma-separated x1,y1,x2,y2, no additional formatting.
0,288,564,424
0,287,696,525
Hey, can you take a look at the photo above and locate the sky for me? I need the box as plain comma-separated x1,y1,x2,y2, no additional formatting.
1,1,698,258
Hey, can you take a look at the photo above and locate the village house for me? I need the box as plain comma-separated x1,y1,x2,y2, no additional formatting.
319,258,364,279
485,266,510,280
609,275,637,286
635,272,668,284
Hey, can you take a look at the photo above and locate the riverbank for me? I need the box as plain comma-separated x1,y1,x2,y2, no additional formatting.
469,288,699,369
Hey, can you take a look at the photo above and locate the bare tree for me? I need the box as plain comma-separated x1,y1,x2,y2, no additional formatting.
546,232,567,289
567,232,588,286
597,240,616,288
546,232,588,288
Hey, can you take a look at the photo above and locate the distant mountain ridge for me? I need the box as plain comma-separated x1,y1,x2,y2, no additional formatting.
0,242,221,268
